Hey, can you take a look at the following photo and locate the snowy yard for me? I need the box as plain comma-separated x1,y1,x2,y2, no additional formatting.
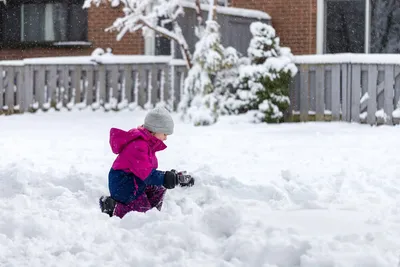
1,110,400,267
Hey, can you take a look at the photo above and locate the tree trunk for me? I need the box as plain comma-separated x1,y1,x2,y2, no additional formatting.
172,21,193,69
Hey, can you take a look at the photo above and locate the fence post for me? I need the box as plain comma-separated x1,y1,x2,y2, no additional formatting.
16,67,23,112
124,65,133,104
286,75,296,121
331,64,341,120
98,65,106,106
315,65,325,121
23,65,33,112
351,64,361,122
137,66,147,107
170,65,176,110
5,66,14,112
151,64,158,105
299,64,309,121
162,64,170,108
74,65,82,105
110,65,119,103
85,65,94,106
383,65,394,125
367,64,378,125
47,66,57,107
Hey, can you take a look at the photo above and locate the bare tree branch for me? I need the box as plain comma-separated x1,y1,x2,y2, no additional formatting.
138,18,193,68
195,0,203,38
86,0,193,69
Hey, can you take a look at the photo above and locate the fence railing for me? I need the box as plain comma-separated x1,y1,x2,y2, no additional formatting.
3,54,400,126
0,56,188,114
290,54,400,125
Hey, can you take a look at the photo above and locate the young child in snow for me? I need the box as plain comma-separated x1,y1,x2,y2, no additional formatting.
99,107,194,218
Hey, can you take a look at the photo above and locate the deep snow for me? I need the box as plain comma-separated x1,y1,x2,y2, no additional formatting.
1,109,400,267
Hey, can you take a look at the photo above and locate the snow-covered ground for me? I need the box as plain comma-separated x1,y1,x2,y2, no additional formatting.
1,109,400,267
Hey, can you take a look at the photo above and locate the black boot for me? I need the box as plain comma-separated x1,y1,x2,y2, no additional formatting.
99,196,117,217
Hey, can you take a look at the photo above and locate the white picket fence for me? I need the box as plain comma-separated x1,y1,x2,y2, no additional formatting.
290,54,400,125
0,56,187,114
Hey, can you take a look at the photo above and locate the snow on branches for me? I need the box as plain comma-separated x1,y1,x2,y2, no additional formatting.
179,19,224,126
83,0,192,68
236,22,298,123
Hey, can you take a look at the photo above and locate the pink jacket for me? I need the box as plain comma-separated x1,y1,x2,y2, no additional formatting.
109,126,167,180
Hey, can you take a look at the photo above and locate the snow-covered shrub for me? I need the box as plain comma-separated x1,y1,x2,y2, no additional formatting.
232,22,298,123
214,46,245,115
179,20,224,126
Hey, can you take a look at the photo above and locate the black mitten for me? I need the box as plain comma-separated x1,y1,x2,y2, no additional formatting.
163,171,177,189
163,170,195,189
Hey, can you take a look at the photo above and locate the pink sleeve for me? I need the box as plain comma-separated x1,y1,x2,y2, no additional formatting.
124,140,153,180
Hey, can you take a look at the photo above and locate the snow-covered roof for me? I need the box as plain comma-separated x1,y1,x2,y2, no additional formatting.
180,0,271,20
294,53,400,65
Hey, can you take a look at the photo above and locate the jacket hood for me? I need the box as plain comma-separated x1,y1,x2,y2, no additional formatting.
109,126,166,154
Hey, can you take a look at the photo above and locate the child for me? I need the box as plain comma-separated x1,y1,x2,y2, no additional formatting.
99,107,194,218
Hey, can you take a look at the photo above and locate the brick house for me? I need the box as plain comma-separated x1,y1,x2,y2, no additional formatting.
0,0,144,60
0,0,392,60
233,0,400,55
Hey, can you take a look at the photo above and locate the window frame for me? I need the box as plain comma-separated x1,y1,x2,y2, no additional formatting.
148,1,232,55
0,0,90,48
317,0,371,54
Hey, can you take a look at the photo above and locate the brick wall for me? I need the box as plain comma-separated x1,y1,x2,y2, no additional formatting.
0,1,317,60
232,0,317,55
0,3,144,60
87,4,144,56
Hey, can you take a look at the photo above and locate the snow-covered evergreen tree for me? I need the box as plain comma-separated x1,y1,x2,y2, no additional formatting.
178,18,224,126
233,22,297,123
213,46,244,115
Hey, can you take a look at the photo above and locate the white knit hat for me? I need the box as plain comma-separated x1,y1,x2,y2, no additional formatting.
143,107,174,135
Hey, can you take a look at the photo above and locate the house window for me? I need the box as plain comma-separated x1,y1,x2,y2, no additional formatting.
155,35,171,56
216,0,231,7
155,17,173,56
153,1,232,56
324,0,365,53
370,0,400,53
0,0,88,47
323,0,400,53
